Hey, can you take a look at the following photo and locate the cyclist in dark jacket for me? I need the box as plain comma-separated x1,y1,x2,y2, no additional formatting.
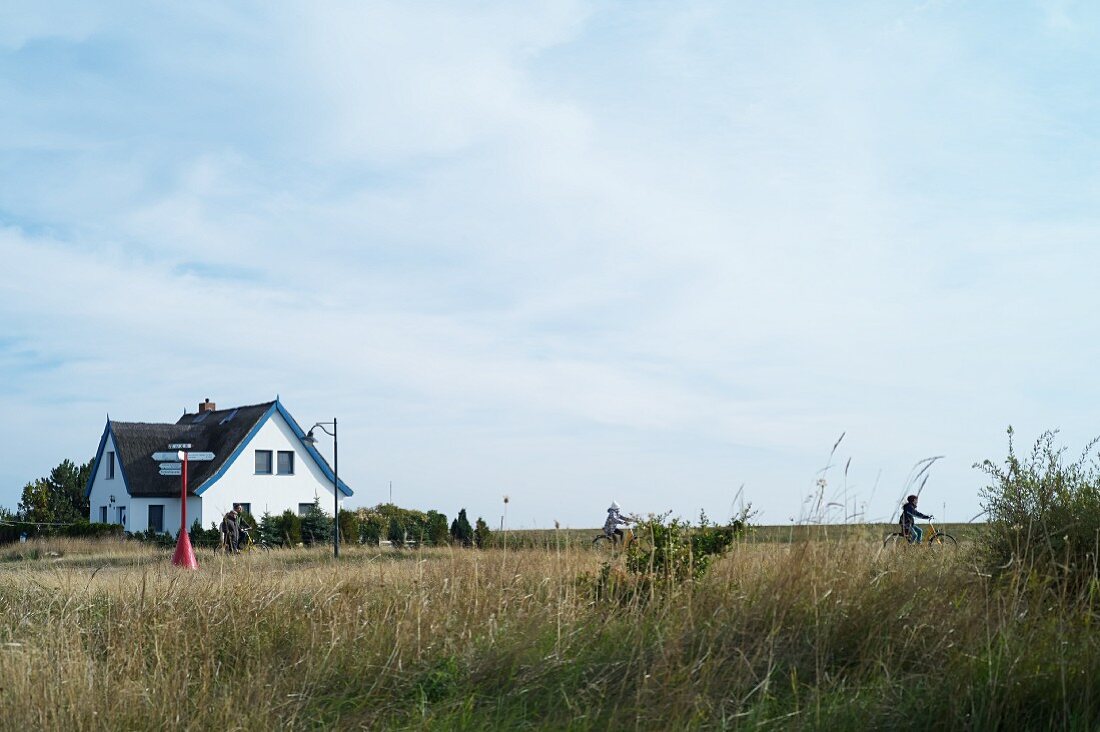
900,495,932,543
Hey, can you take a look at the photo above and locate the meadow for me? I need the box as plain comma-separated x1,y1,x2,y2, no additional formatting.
0,526,1097,731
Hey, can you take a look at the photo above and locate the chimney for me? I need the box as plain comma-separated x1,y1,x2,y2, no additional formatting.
199,398,217,413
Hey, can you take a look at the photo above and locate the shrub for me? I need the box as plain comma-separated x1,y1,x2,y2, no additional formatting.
627,511,749,584
426,510,450,545
977,427,1100,586
300,499,333,546
359,514,383,546
474,517,491,549
190,519,221,548
387,516,405,547
62,520,126,540
266,510,302,547
450,509,473,547
338,509,359,545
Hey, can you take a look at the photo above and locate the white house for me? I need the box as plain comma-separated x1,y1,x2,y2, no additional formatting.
85,398,352,534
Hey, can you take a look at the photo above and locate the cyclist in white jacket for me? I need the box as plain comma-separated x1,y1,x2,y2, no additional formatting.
603,501,630,542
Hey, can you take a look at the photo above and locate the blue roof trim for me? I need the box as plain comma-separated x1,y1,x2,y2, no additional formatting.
84,421,134,500
193,403,277,495
275,401,353,497
84,421,111,498
193,401,353,497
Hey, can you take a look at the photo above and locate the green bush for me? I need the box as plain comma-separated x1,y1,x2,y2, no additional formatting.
189,519,221,548
359,514,383,546
338,509,359,545
474,517,491,549
263,510,302,547
300,500,332,546
450,509,473,547
977,427,1100,586
426,510,449,545
387,516,405,547
62,520,126,540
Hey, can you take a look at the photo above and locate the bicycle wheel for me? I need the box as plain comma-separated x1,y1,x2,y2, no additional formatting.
592,534,613,552
882,532,908,550
928,533,957,548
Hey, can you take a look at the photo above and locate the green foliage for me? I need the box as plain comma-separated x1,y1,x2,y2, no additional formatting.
299,498,333,546
626,511,749,585
387,516,405,547
474,516,491,549
17,458,93,527
978,427,1100,585
190,518,221,547
263,510,302,547
359,513,383,546
257,512,279,547
338,509,359,545
450,508,473,547
129,527,173,546
357,504,448,546
426,510,450,546
62,520,125,540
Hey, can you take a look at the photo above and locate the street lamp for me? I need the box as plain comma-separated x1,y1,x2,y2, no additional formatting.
302,418,339,558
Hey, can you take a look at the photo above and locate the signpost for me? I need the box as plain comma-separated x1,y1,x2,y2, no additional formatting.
150,446,215,570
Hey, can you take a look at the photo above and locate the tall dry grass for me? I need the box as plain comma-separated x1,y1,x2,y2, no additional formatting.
0,535,1097,730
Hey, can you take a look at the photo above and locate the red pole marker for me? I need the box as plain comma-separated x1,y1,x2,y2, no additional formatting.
171,450,199,569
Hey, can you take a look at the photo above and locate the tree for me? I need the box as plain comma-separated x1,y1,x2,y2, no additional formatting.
474,517,491,549
426,510,449,546
338,509,359,545
18,458,92,526
270,510,302,546
450,508,473,547
300,498,332,546
387,516,404,547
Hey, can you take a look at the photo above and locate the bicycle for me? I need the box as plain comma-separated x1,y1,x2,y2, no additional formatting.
882,519,957,550
214,525,272,554
593,526,636,552
238,526,272,553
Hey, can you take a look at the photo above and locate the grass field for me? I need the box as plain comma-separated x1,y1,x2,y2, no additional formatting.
0,525,1096,730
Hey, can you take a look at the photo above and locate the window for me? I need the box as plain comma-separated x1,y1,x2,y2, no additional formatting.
255,450,273,474
99,506,107,523
117,506,127,526
148,505,164,533
107,451,115,479
298,503,313,517
277,451,295,475
219,408,239,425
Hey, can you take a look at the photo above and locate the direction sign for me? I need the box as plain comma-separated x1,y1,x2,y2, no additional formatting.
159,467,181,476
159,462,181,470
168,443,192,449
152,451,215,462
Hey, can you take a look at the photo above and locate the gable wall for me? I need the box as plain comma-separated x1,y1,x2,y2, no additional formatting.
87,432,130,528
200,410,340,521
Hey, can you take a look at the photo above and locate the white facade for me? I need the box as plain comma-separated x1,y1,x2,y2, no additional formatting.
199,411,340,526
87,432,131,528
86,403,346,534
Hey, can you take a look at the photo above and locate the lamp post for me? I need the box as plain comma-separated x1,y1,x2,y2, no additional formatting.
303,418,339,558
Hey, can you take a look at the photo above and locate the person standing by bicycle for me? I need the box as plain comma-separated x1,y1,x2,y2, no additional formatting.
900,495,933,544
221,505,242,553
603,501,631,543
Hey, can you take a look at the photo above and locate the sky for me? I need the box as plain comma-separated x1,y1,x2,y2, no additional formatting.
2,0,1100,529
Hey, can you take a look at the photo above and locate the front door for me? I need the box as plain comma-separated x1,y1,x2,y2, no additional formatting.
117,506,127,527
